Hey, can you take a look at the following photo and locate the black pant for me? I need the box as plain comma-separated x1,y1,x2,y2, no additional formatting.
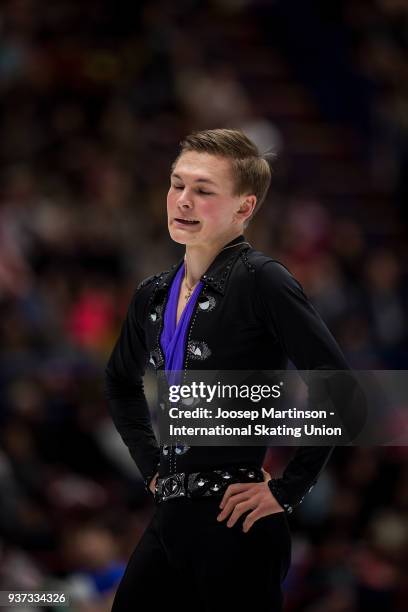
112,496,291,612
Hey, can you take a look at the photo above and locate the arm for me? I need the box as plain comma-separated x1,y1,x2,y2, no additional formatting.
104,284,160,493
256,260,350,513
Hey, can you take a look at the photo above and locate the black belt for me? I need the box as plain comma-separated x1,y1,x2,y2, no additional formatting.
154,466,264,503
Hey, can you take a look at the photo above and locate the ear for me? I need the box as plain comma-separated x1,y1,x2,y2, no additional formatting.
236,195,257,223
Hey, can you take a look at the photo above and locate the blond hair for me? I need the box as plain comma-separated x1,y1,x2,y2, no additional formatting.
173,128,273,226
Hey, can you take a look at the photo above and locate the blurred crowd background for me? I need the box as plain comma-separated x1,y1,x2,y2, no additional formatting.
0,0,407,610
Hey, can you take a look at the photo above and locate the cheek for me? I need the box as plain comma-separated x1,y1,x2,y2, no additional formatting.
167,192,176,212
201,199,232,223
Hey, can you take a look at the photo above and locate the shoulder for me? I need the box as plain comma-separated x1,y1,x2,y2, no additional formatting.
130,264,176,311
243,249,303,292
135,262,177,294
125,268,169,328
136,273,160,292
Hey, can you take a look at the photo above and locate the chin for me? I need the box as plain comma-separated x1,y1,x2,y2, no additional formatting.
169,234,187,245
168,228,189,245
168,225,200,246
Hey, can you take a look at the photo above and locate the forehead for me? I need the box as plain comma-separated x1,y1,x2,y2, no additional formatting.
172,151,234,187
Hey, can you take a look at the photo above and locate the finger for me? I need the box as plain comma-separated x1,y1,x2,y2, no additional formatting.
243,508,284,533
242,508,269,533
227,500,258,528
217,491,253,521
220,482,255,507
219,482,255,509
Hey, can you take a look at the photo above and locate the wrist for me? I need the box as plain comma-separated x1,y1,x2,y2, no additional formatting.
267,478,317,514
267,478,293,514
144,465,160,496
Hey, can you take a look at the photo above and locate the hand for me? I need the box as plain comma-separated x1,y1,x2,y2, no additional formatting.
149,472,159,495
217,468,284,533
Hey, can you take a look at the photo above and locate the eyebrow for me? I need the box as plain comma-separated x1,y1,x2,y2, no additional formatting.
171,173,218,187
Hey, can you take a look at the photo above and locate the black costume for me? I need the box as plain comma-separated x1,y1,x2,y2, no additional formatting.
105,234,349,610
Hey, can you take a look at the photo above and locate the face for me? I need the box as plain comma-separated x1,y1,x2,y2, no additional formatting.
167,151,256,247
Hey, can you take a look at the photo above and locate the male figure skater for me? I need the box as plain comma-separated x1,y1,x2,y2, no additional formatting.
105,129,350,611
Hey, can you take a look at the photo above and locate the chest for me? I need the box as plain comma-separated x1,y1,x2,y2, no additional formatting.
176,290,187,326
145,278,276,372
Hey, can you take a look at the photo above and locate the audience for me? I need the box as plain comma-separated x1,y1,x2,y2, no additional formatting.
0,1,406,610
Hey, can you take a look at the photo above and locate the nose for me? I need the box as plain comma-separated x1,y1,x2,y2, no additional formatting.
177,191,193,210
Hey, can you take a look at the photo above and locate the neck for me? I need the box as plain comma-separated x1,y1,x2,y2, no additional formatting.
184,231,243,287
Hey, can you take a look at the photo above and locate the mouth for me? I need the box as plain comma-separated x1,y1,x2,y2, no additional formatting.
174,217,200,226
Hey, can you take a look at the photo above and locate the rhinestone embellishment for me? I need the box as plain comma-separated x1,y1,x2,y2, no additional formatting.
163,476,181,497
156,467,264,503
198,295,216,312
187,341,212,360
148,349,163,368
175,443,190,455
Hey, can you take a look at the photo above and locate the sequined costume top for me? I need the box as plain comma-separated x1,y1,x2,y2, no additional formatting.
105,234,351,511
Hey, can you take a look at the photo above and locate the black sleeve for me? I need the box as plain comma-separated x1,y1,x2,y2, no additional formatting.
256,260,350,513
104,285,160,490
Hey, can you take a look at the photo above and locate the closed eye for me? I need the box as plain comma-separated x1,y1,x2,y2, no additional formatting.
172,184,213,196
